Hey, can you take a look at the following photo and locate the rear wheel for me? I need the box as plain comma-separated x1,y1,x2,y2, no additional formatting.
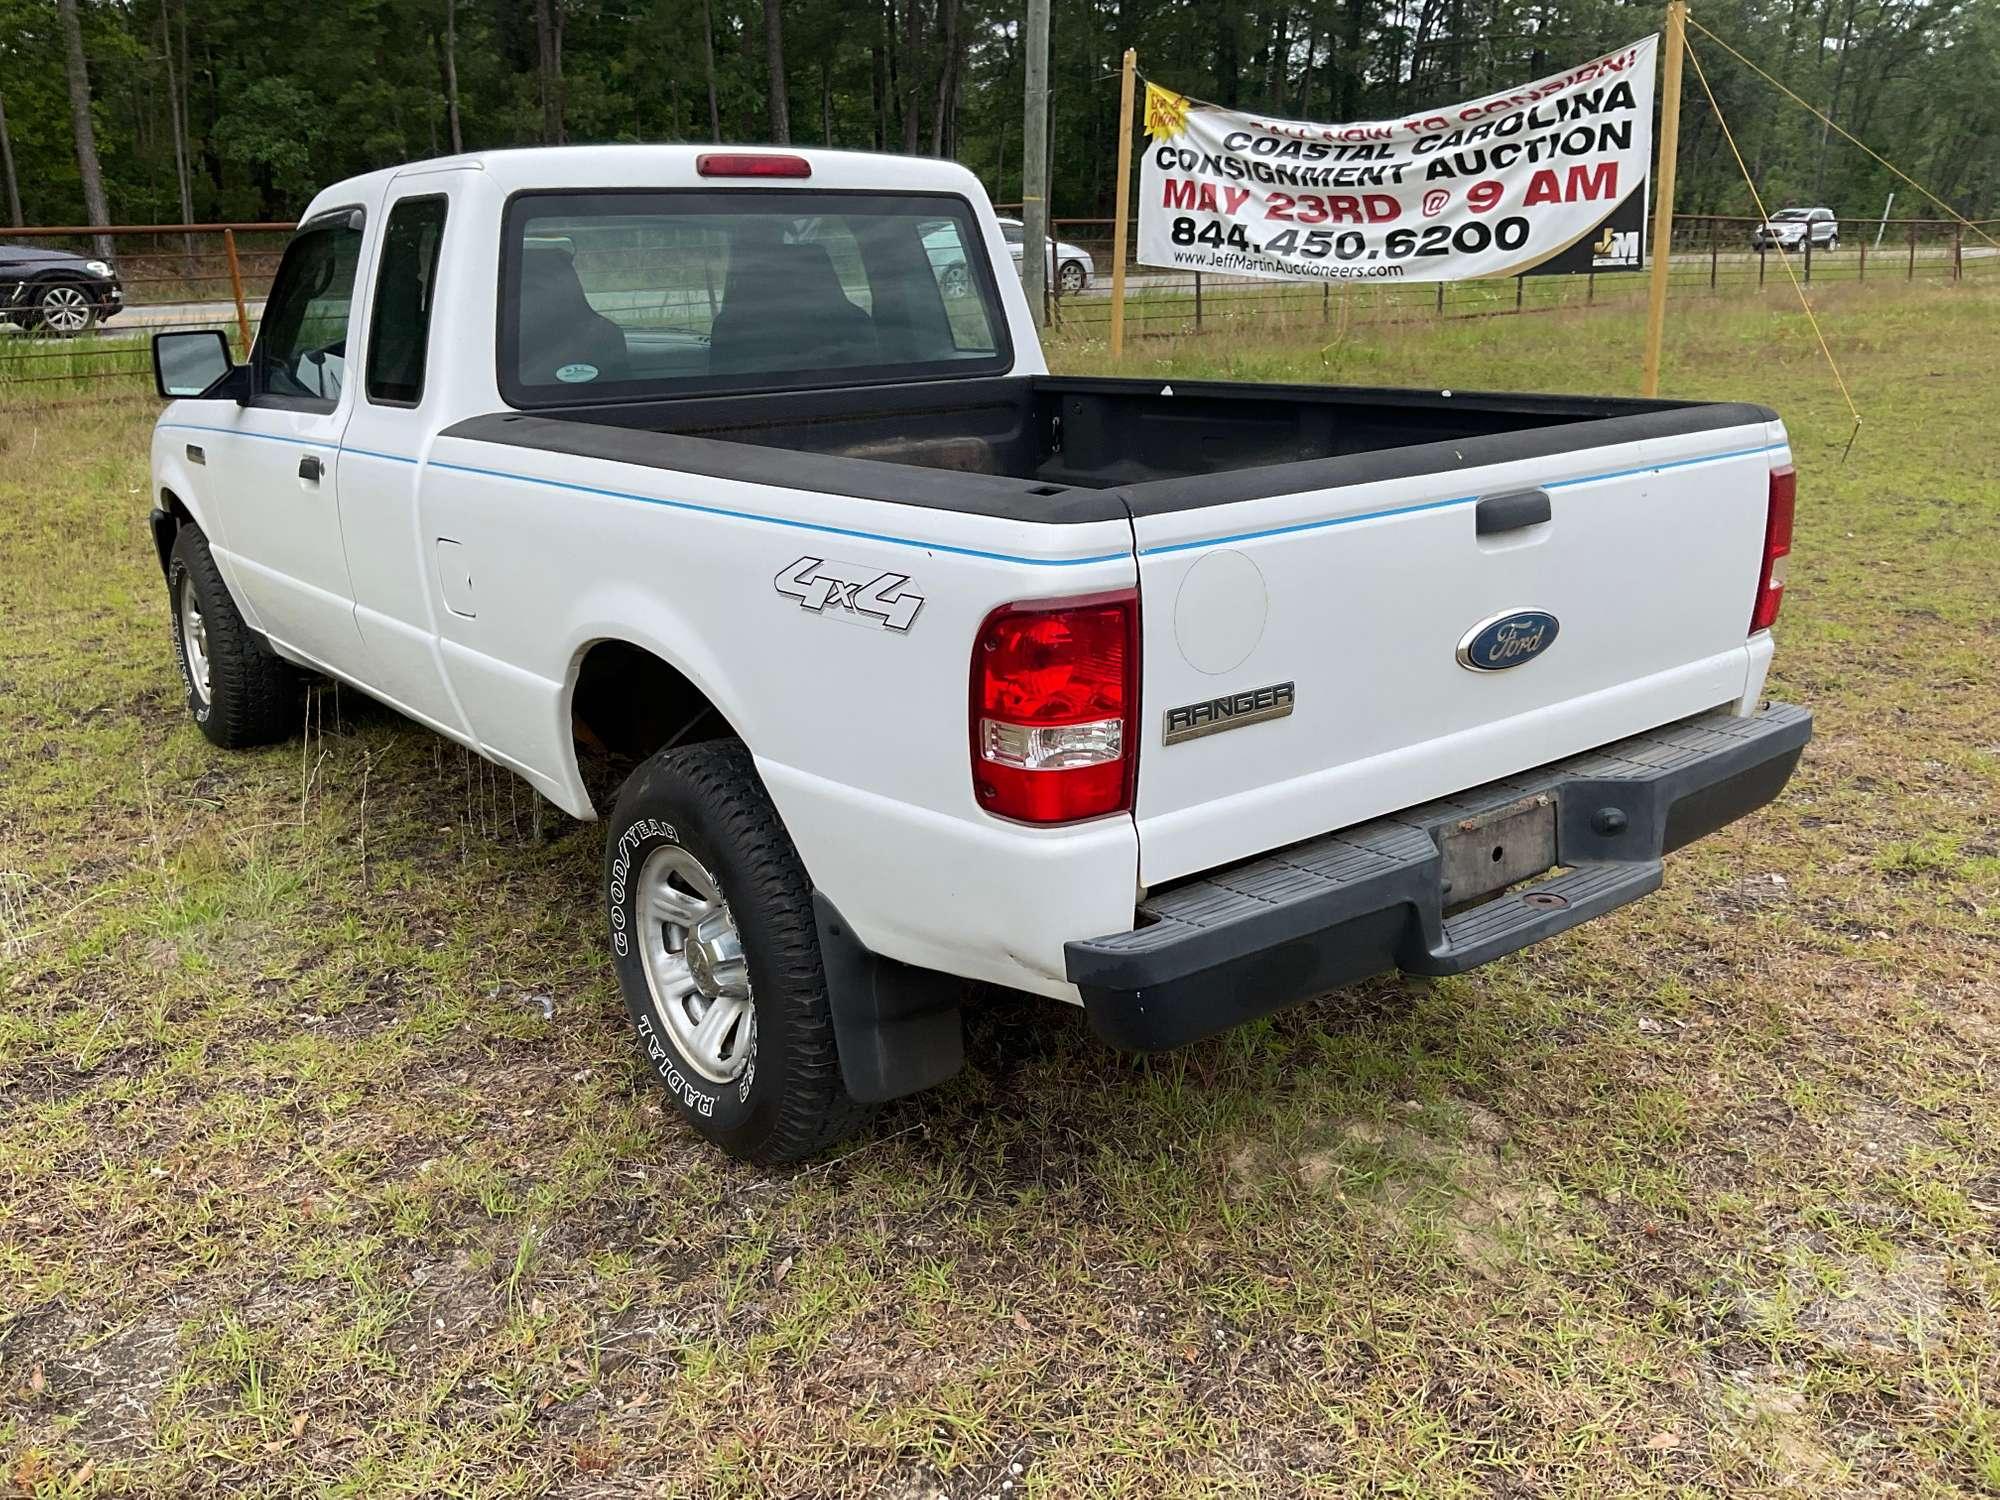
167,525,299,747
34,283,96,337
1058,259,1087,295
605,741,870,1164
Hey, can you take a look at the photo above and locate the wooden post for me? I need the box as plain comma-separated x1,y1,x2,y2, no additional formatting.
224,228,252,355
1953,226,1963,280
1640,0,1687,397
1857,235,1866,283
1515,274,1524,310
1907,221,1917,279
1708,217,1718,291
1193,271,1203,330
1019,0,1051,330
1108,48,1138,363
1803,233,1813,285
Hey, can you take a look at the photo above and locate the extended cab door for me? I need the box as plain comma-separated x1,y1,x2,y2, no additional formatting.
335,189,470,736
196,211,367,672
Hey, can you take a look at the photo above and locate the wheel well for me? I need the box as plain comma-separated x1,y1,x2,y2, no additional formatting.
32,274,99,304
152,489,196,575
570,640,736,811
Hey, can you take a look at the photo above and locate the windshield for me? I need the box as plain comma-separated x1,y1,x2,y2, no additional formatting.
500,190,1009,405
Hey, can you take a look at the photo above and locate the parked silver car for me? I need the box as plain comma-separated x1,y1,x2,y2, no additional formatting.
1752,208,1839,252
923,217,1096,297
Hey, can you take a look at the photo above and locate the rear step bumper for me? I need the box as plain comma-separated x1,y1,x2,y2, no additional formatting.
1066,702,1811,1051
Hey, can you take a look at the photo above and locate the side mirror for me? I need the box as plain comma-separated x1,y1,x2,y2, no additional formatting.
153,329,240,399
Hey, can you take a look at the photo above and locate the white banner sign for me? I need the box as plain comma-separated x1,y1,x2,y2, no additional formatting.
1137,36,1657,283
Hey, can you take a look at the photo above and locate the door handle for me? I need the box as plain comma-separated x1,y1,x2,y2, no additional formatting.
298,454,323,483
1475,489,1552,536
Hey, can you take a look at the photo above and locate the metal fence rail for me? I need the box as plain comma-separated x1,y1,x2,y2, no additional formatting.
1032,214,1996,339
2,214,1992,402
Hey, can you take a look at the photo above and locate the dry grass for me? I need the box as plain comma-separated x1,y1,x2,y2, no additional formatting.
0,281,1996,1497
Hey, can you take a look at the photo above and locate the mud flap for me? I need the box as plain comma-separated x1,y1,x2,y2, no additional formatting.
813,893,965,1103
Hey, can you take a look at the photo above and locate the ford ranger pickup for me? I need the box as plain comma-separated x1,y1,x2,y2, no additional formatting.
146,145,1809,1162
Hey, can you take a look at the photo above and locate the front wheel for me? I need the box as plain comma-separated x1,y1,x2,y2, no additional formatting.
605,741,870,1164
167,524,299,747
34,283,97,337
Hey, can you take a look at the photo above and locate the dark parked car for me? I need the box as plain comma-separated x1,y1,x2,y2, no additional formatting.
2,244,124,335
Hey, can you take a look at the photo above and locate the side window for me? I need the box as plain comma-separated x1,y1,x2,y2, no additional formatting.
367,196,449,405
254,215,364,408
1000,223,1025,246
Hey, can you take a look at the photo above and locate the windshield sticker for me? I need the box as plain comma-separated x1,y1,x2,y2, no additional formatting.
555,363,599,383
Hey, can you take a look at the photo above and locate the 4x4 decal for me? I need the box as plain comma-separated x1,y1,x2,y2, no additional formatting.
775,556,925,633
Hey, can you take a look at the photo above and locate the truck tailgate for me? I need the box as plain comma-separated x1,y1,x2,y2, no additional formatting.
1130,421,1789,885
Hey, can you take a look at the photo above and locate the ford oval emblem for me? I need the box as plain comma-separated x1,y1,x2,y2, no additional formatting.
1457,609,1559,672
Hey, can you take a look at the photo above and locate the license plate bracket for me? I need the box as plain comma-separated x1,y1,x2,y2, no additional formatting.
1439,794,1557,909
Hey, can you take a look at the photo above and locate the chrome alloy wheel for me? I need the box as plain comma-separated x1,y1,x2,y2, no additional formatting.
39,284,93,335
635,844,755,1083
177,570,212,704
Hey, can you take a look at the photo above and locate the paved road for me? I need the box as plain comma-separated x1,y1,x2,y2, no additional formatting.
113,298,266,330
18,241,1989,333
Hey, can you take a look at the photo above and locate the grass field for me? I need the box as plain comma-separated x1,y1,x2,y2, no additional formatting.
1,283,1996,1497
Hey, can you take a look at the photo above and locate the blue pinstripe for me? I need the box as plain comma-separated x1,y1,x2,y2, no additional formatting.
158,422,1787,569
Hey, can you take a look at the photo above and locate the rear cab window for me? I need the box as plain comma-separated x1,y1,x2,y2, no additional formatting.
367,195,449,405
496,191,1010,406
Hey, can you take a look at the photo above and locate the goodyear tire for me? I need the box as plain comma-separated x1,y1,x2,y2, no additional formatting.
604,741,870,1164
167,524,299,748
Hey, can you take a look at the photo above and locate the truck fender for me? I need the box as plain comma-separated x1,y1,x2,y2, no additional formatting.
151,462,211,576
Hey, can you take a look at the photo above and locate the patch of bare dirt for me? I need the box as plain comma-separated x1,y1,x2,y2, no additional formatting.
1747,1244,1950,1365
5,1307,182,1455
1697,1362,1849,1489
1235,1100,1559,1279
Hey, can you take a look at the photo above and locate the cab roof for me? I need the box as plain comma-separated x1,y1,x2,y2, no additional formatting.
301,145,991,225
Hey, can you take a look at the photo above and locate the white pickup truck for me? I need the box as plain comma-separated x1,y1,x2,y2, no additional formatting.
147,145,1809,1162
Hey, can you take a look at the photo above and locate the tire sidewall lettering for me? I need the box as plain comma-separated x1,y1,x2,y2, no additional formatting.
634,1013,714,1117
607,816,680,959
608,814,743,1122
167,559,214,724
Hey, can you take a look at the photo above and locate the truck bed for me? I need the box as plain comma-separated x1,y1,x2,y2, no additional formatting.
443,376,1776,521
438,371,1787,888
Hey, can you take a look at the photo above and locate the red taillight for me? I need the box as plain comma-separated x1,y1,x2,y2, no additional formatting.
1750,464,1796,634
695,152,812,179
971,590,1139,824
